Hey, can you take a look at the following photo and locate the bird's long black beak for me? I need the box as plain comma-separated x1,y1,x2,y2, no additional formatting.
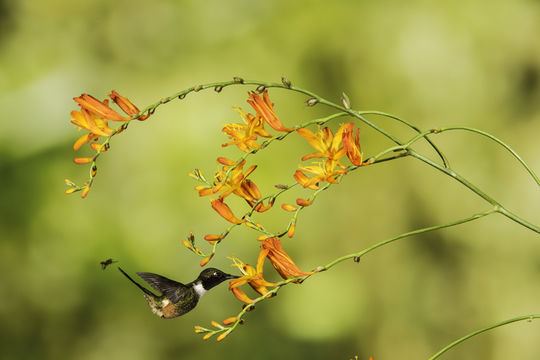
226,273,240,280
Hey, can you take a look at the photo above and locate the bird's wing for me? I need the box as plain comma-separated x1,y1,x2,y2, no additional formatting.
136,272,188,303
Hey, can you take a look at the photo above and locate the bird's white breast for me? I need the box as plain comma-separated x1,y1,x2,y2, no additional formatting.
192,282,207,297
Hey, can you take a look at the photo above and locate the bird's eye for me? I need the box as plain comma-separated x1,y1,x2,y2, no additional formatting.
213,272,217,276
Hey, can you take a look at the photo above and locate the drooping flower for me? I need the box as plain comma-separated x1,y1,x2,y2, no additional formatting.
228,251,276,304
260,237,313,281
108,90,150,121
211,199,244,224
247,90,293,132
342,122,363,166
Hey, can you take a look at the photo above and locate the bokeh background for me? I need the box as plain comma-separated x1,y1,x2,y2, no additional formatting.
1,1,540,359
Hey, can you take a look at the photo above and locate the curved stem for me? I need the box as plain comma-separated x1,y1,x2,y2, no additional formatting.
435,126,540,186
428,314,540,359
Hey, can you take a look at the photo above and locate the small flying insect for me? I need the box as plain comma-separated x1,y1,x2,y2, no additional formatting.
100,258,118,270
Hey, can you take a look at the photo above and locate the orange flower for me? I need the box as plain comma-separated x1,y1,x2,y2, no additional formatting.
198,161,258,202
71,109,114,138
295,161,347,188
229,251,276,304
261,237,313,281
109,90,149,121
222,107,272,152
342,122,363,166
74,94,130,122
211,199,244,224
297,125,347,168
247,90,292,132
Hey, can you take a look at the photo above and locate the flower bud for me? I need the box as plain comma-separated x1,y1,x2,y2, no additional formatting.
281,76,291,88
233,76,244,84
306,98,318,107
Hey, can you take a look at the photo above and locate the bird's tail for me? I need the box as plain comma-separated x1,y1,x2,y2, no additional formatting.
118,267,157,297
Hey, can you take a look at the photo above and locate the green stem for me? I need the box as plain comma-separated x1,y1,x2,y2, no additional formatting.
428,314,540,359
320,208,496,271
435,126,540,186
408,150,540,234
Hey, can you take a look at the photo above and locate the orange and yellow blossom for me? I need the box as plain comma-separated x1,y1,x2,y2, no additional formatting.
228,251,276,304
247,90,293,132
222,107,272,152
297,125,347,168
341,122,363,166
294,161,347,189
260,237,313,281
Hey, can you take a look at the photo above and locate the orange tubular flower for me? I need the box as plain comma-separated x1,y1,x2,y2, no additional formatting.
74,94,130,122
247,90,293,132
109,90,149,121
342,122,363,166
261,237,313,281
211,199,244,224
229,250,276,304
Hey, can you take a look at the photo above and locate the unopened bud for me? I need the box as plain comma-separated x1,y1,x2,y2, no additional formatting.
194,85,203,92
222,317,237,325
353,256,361,263
81,186,91,199
306,98,318,107
160,98,167,104
214,85,223,93
178,93,186,100
73,157,93,165
91,165,97,177
216,329,231,342
281,204,297,212
202,333,213,340
274,184,289,190
256,85,266,93
233,76,244,84
340,92,351,110
281,76,291,88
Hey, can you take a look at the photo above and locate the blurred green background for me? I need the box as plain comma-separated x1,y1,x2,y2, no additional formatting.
1,0,540,359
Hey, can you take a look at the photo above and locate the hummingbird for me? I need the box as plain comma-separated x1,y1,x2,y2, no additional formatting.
118,267,239,318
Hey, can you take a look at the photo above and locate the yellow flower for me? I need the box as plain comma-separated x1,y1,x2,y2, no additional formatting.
229,251,276,304
222,107,272,152
294,161,347,189
297,125,347,168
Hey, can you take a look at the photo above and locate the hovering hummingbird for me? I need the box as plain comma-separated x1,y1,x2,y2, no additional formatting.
118,267,239,318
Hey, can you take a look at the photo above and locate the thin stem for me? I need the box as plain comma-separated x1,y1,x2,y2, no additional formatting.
408,150,540,234
435,126,540,186
428,314,540,359
320,208,497,271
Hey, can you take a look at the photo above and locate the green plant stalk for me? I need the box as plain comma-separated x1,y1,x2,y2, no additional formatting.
319,208,497,270
428,314,540,359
